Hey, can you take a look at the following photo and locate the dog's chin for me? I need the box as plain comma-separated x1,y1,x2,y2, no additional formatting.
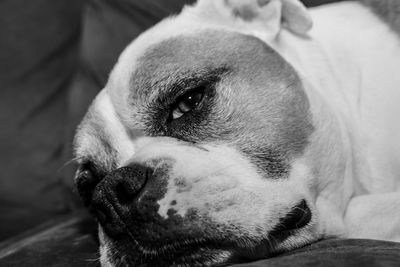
98,228,313,267
100,237,236,267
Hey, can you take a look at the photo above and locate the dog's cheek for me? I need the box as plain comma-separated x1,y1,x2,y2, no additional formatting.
203,183,301,236
156,174,241,219
156,173,297,237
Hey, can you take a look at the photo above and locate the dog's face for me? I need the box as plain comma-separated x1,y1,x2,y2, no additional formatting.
74,1,333,266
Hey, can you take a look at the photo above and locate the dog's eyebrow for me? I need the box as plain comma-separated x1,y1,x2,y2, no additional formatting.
151,67,230,107
129,33,237,106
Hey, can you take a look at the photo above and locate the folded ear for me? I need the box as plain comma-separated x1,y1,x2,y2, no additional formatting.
279,0,313,35
201,0,312,42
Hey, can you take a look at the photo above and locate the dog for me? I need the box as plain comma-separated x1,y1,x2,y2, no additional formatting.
73,0,400,266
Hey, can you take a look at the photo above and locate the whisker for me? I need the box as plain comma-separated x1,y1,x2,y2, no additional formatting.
57,156,84,173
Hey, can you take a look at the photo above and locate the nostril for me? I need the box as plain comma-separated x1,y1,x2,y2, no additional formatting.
111,165,150,205
115,181,138,204
88,164,153,236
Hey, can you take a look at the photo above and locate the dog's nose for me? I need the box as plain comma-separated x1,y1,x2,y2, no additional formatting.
91,164,152,236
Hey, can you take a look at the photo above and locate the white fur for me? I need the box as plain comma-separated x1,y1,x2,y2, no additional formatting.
273,2,400,239
75,91,136,168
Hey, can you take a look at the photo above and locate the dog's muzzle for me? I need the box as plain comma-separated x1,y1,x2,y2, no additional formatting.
84,162,227,261
77,159,312,265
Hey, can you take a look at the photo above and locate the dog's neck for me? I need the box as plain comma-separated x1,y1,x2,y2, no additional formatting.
274,1,400,195
265,1,400,237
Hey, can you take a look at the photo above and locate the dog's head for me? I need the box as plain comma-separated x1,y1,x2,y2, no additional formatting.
74,0,346,266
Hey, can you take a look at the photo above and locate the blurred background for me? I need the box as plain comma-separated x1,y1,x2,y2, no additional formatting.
0,0,342,242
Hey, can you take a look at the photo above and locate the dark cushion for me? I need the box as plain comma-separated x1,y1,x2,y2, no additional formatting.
233,239,400,267
1,214,399,267
0,0,83,240
0,0,193,241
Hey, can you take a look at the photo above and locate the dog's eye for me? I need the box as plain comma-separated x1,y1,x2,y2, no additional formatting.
172,88,205,120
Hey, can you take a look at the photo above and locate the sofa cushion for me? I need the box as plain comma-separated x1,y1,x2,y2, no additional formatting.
1,213,399,267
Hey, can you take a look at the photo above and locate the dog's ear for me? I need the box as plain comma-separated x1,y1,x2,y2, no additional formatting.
196,0,312,42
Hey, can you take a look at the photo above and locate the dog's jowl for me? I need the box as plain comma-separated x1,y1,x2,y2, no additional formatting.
73,0,400,266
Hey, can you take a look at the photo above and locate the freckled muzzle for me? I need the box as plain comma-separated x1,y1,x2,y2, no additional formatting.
85,161,234,265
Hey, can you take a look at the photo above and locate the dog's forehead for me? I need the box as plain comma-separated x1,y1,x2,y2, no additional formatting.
101,29,312,166
108,29,295,108
130,31,264,99
130,31,238,99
